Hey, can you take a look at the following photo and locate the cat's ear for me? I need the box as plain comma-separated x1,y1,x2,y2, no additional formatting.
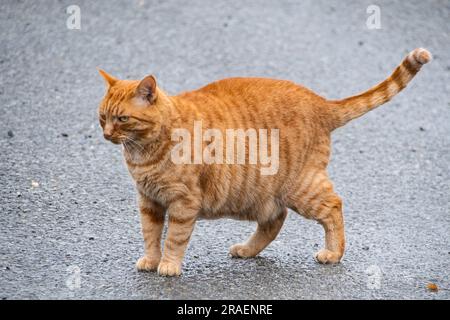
97,68,118,88
136,75,157,104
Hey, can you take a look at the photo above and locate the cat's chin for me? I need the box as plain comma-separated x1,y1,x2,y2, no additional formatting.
109,139,123,145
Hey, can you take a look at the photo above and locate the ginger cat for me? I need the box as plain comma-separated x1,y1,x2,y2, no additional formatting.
98,48,431,276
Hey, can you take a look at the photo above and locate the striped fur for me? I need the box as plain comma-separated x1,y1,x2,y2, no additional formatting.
98,48,431,276
329,48,432,129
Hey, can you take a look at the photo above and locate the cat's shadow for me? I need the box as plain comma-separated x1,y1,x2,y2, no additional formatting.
135,253,347,289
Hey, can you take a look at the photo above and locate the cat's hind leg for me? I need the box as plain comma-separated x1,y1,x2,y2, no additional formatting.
312,193,345,264
229,208,287,258
288,170,345,264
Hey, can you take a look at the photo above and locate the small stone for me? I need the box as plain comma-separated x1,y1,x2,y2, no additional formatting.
419,127,425,131
88,237,95,240
362,246,369,251
5,266,10,270
7,130,14,138
358,41,364,46
61,133,68,137
31,180,39,188
427,283,439,292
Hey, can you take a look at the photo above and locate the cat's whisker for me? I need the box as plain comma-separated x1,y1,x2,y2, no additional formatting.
124,136,151,159
126,138,145,154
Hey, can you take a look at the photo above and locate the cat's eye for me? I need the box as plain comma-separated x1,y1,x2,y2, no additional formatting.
118,116,129,123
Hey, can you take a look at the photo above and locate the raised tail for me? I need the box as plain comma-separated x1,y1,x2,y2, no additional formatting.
328,48,432,130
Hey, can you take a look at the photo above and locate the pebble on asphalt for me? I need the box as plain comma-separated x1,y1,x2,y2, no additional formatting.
427,283,439,292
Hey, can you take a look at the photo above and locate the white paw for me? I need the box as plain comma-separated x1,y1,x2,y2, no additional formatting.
157,260,182,276
229,243,257,258
136,256,160,271
314,249,342,264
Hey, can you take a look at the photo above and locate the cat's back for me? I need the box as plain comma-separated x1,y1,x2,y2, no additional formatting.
175,77,328,133
178,77,324,105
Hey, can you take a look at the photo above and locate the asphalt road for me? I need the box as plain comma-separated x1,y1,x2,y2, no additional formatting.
1,0,449,300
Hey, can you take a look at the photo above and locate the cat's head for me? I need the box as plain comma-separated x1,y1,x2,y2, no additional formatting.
97,69,167,145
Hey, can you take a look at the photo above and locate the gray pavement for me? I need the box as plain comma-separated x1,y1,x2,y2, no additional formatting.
0,0,449,299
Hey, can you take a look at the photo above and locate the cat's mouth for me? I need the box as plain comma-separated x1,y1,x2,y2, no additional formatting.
104,135,124,145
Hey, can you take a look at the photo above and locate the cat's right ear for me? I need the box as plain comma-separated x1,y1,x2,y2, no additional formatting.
97,68,118,88
135,75,157,104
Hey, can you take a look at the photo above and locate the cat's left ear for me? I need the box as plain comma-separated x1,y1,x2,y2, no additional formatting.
136,75,157,104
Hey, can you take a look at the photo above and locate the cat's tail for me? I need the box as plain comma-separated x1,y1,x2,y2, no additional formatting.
328,48,431,130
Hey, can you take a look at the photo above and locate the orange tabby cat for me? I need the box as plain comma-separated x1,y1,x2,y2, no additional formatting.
98,48,431,276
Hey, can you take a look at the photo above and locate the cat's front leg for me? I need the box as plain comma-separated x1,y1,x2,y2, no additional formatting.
158,199,198,276
136,195,165,272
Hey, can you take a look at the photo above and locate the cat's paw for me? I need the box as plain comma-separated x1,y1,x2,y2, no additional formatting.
314,249,342,264
136,256,160,271
157,260,182,277
229,243,257,258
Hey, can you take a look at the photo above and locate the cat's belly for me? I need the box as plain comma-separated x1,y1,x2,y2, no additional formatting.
198,189,285,223
197,205,256,221
130,160,289,223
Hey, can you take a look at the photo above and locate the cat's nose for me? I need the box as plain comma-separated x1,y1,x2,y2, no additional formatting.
103,128,114,140
103,125,114,140
103,132,112,140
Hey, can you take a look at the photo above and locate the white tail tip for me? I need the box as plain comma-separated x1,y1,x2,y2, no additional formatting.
412,48,432,65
